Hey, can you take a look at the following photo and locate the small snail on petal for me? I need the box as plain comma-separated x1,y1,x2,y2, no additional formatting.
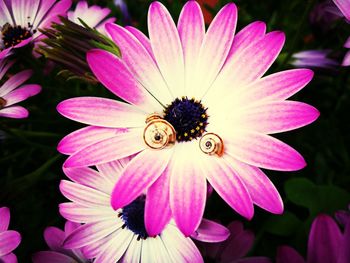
199,133,224,157
143,114,176,150
0,97,6,109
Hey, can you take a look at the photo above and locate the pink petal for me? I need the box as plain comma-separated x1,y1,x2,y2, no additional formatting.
31,0,57,28
32,251,75,263
43,227,64,251
194,3,237,97
0,0,12,26
3,84,41,106
0,231,21,257
191,219,230,243
64,221,80,236
202,156,254,219
276,246,306,263
57,126,120,155
225,156,283,214
145,168,172,236
0,207,10,231
169,143,207,236
94,230,133,263
162,225,204,263
87,49,160,112
81,231,116,259
96,160,126,185
342,50,350,66
307,214,342,263
0,48,13,60
13,37,33,49
57,97,146,128
236,69,314,104
125,26,155,60
63,166,112,194
59,180,109,207
226,21,266,63
333,0,350,20
220,228,255,262
105,23,172,103
177,0,205,95
111,148,172,210
0,70,32,97
0,253,17,263
63,220,122,249
0,60,15,80
35,0,72,32
148,2,185,97
0,106,29,119
59,203,113,223
225,132,306,171
236,101,319,134
215,31,285,90
63,128,145,168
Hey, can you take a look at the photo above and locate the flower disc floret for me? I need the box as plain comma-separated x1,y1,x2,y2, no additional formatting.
1,24,33,49
119,196,149,240
164,97,208,142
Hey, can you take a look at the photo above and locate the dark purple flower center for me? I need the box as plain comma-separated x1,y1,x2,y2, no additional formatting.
164,97,208,142
1,23,34,49
119,196,149,240
0,97,6,109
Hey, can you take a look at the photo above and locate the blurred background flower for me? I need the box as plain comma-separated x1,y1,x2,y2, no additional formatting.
276,213,350,263
291,50,339,69
32,221,89,263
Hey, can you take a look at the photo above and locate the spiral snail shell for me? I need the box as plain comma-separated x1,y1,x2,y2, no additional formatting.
0,97,6,109
143,114,176,150
199,133,224,157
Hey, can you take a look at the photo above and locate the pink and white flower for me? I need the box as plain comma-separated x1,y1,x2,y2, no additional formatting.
59,159,230,263
0,207,21,262
32,221,89,263
58,1,319,236
68,1,115,35
0,0,72,59
0,59,41,119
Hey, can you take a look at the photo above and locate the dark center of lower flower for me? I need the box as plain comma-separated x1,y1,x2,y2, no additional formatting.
119,196,149,240
1,23,33,49
164,97,208,142
0,97,6,109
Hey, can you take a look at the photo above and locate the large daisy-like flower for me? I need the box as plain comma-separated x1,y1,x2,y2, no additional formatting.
0,59,41,119
58,1,320,236
0,207,21,262
59,160,229,263
68,1,115,35
0,0,72,59
32,221,89,263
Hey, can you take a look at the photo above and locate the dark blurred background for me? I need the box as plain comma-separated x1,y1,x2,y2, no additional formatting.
1,0,350,261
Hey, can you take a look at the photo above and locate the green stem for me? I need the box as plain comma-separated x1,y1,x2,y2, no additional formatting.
0,154,63,201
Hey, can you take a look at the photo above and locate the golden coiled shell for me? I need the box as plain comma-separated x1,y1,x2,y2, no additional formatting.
143,114,176,150
199,133,224,157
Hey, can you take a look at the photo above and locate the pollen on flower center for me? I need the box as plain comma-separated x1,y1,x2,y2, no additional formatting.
0,97,6,109
1,23,34,49
118,196,150,240
164,97,208,142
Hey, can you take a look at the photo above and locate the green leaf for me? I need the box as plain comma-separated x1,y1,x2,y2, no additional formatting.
263,211,302,236
285,178,350,216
